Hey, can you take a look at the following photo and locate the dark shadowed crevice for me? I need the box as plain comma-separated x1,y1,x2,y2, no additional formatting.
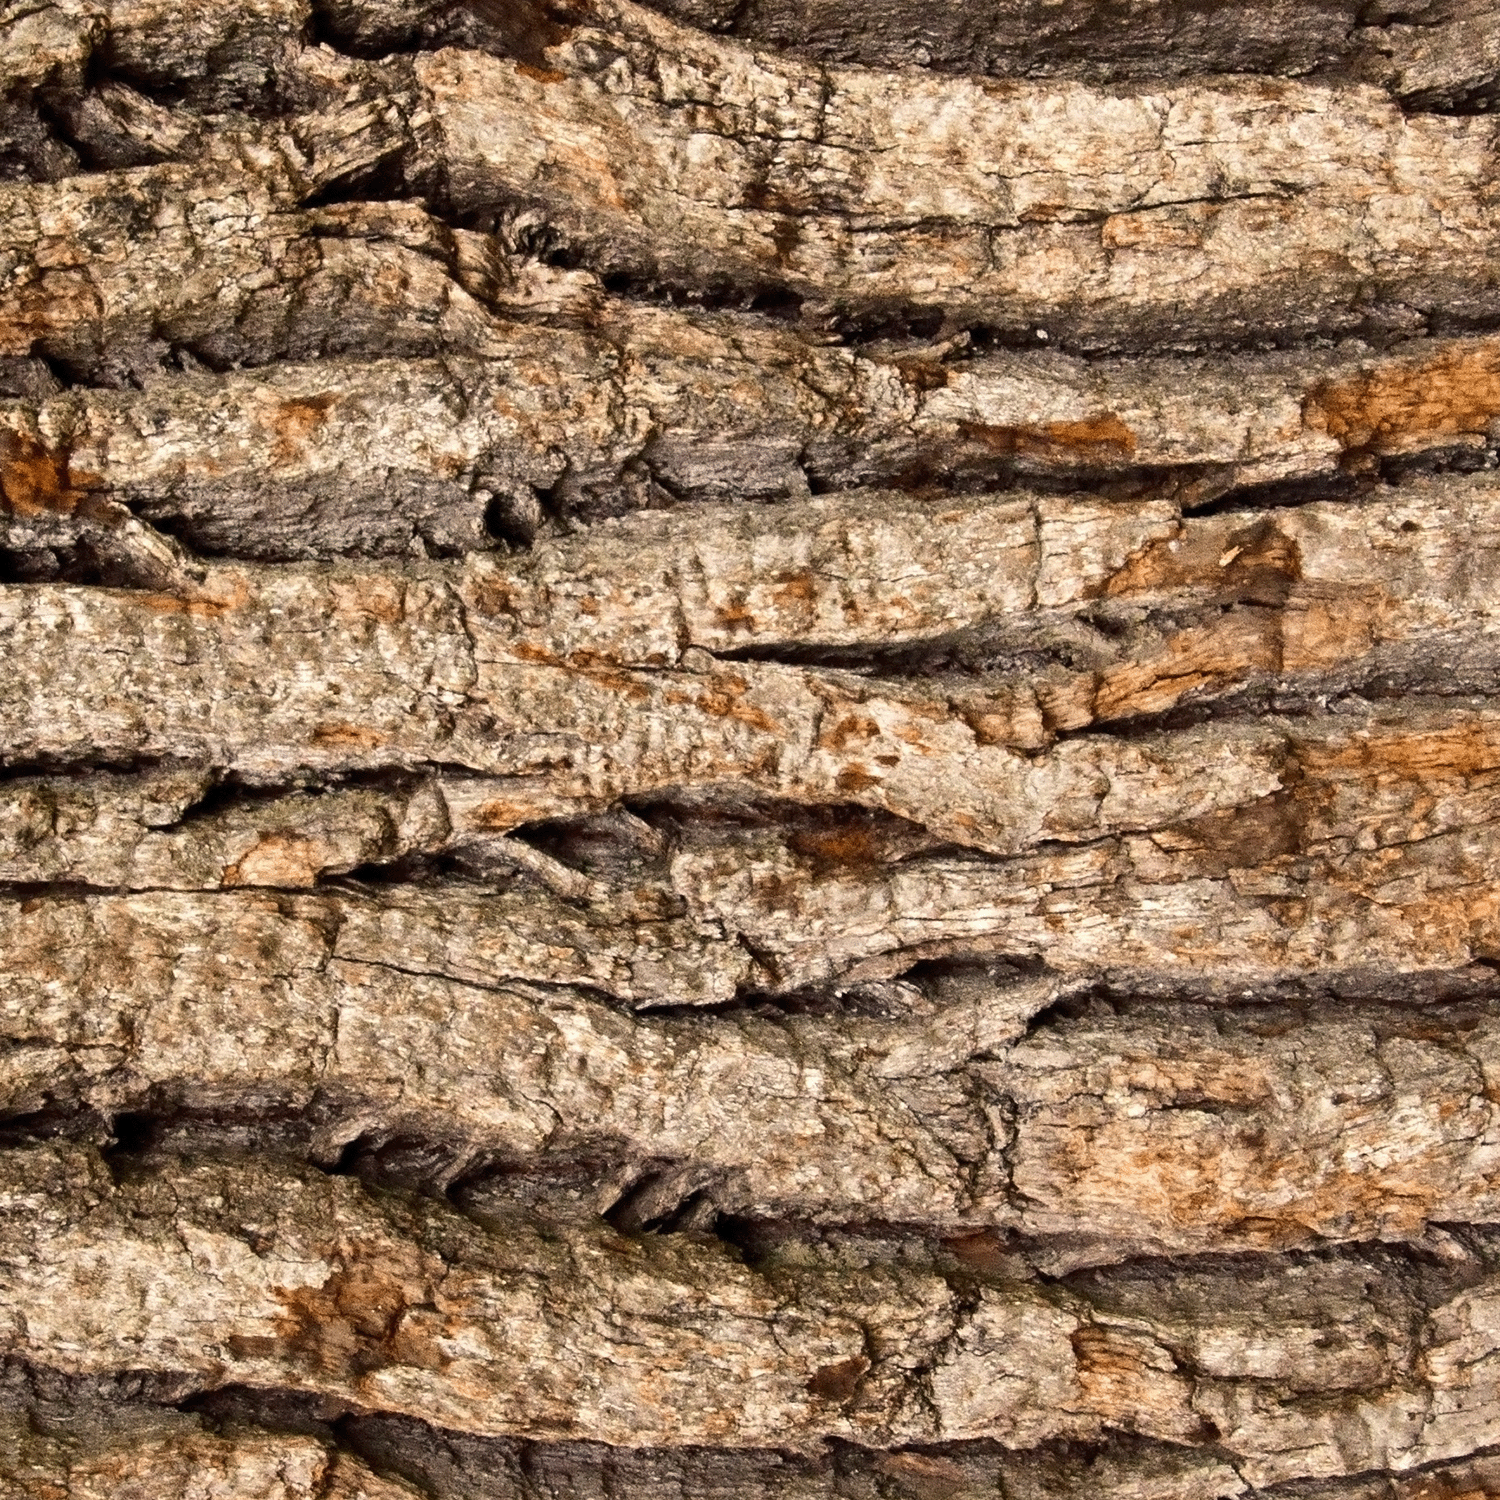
309,0,592,67
1185,470,1371,516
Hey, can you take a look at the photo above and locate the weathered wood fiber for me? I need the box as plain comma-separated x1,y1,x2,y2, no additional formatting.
632,0,1500,101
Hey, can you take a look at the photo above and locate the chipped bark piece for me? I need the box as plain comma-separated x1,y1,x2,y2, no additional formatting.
3,1142,1500,1485
0,768,451,888
89,0,312,111
663,715,1500,995
0,1390,1178,1500
0,565,480,774
1369,4,1500,112
0,191,497,383
331,882,753,1003
0,0,311,185
649,696,1500,991
995,999,1500,1263
340,1415,1253,1500
0,565,1305,855
0,555,1294,847
465,467,1500,674
0,884,1017,1224
0,1142,961,1451
0,153,563,384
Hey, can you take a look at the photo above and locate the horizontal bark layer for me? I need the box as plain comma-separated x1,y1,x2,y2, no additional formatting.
8,472,1500,846
0,162,529,388
16,0,1499,113
399,0,1500,348
17,1385,1500,1500
4,1140,1500,1487
12,326,1500,566
0,1401,413,1499
8,4,1500,356
18,1387,1500,1500
5,860,1500,1255
6,692,1500,970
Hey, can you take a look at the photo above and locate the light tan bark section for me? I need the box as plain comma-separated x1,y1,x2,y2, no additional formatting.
410,0,1500,346
6,8,1500,363
4,824,1500,1258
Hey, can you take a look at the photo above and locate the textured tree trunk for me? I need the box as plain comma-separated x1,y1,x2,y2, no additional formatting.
5,0,1500,1495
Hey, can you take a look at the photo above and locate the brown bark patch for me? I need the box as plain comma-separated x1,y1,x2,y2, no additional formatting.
943,1230,1013,1273
959,414,1137,461
222,833,329,888
269,1264,441,1380
1069,1323,1146,1377
895,359,951,392
819,713,881,752
1101,203,1214,249
0,432,90,518
270,393,338,466
467,575,521,619
1092,612,1285,721
788,824,885,871
713,599,758,630
510,641,565,665
475,0,586,69
136,577,251,617
663,674,778,731
1304,345,1500,458
470,797,546,830
1151,791,1304,877
963,709,1021,745
806,1355,869,1401
835,764,881,792
1299,720,1500,783
311,722,390,749
771,569,817,606
1102,516,1302,605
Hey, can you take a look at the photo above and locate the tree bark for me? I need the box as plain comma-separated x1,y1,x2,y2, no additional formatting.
4,0,1500,1496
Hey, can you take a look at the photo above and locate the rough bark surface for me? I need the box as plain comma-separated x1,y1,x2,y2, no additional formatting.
4,0,1500,1496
